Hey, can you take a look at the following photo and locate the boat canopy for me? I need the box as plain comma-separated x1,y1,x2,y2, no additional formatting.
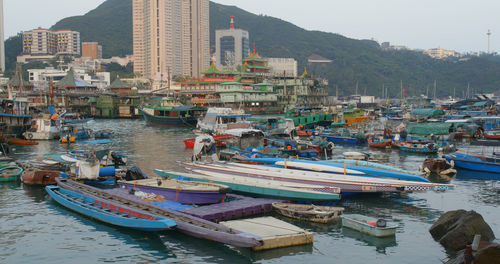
410,108,445,117
407,122,452,136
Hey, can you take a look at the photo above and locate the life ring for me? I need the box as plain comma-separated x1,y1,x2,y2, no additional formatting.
328,142,335,150
26,133,33,139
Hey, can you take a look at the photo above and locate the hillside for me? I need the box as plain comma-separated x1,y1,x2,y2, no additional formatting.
5,0,500,96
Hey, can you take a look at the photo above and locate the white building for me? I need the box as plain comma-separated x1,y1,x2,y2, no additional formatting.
266,58,298,77
215,16,250,70
27,67,110,90
423,47,461,59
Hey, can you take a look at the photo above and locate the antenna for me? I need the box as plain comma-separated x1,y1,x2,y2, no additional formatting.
487,29,492,54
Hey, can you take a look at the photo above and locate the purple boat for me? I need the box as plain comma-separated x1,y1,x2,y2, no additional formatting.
117,178,231,205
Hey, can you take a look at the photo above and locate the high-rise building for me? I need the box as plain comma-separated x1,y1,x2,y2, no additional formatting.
0,0,5,72
215,16,249,70
133,0,210,79
82,42,102,60
22,28,80,56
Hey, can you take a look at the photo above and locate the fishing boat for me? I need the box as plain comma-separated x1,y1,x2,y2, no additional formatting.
398,142,438,154
484,130,500,140
342,214,397,237
197,108,252,134
117,178,231,205
60,125,92,143
183,134,234,148
94,129,113,139
140,98,206,127
23,114,61,140
285,107,332,129
45,185,176,231
0,166,23,182
21,168,60,186
155,169,341,201
272,202,344,223
3,137,38,145
368,138,392,148
444,152,500,174
55,178,263,247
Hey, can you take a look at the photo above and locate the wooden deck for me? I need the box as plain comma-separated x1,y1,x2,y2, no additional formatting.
181,194,283,222
220,216,314,251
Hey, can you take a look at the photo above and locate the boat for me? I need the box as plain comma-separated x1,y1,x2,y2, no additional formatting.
140,98,206,127
45,185,176,231
0,166,23,182
272,202,344,223
21,168,60,186
0,98,32,138
341,214,397,237
197,108,252,134
285,107,333,129
2,137,38,145
183,134,234,148
23,114,61,140
484,130,500,140
444,152,500,174
156,169,342,201
61,113,93,125
94,129,113,139
368,138,392,148
117,178,231,205
398,142,438,154
60,125,92,143
55,178,263,247
419,158,456,177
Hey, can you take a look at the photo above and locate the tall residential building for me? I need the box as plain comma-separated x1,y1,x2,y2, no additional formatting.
215,16,249,70
133,0,210,79
0,0,5,72
82,42,102,60
22,28,80,56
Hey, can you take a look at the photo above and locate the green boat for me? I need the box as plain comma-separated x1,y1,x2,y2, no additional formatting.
140,98,206,127
154,169,341,201
286,107,332,128
0,166,24,182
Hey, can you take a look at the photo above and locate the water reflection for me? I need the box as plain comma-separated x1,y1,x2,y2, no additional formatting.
341,227,397,254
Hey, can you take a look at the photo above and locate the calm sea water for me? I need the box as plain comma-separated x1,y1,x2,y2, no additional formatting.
1,119,499,264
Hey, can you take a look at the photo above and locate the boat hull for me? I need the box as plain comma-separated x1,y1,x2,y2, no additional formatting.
23,131,60,140
342,214,397,237
46,185,176,231
142,110,197,127
272,202,344,223
444,153,500,174
117,181,227,205
21,169,60,186
0,166,23,182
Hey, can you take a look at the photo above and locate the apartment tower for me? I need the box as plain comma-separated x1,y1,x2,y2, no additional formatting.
215,16,250,70
133,0,209,79
0,0,5,72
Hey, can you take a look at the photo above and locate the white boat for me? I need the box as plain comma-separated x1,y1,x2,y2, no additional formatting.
274,160,363,175
342,214,397,237
197,108,252,135
23,115,61,140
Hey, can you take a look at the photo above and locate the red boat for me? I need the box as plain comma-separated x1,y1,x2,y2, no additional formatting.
295,130,313,138
183,134,234,148
368,138,392,148
7,138,38,145
484,131,500,140
21,169,60,185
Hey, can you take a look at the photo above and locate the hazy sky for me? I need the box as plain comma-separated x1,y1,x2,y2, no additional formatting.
4,0,498,53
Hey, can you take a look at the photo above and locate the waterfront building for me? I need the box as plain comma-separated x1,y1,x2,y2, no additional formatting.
242,49,272,76
215,16,250,71
82,42,102,60
423,47,461,59
133,0,210,79
266,58,298,77
217,81,279,115
54,69,98,94
28,67,110,90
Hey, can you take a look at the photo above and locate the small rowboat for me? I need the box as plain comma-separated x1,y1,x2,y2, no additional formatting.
342,214,397,237
183,134,233,148
21,169,60,186
45,185,176,231
272,202,344,223
0,166,24,182
368,138,392,148
117,178,231,205
6,137,38,145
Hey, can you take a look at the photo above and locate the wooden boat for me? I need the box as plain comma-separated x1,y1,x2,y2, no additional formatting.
444,152,500,175
484,130,500,140
272,202,344,223
368,138,392,148
0,166,23,182
157,170,341,201
45,185,176,231
3,137,38,145
183,134,233,148
341,214,397,237
140,98,206,127
398,142,438,154
174,162,454,193
420,158,456,176
117,178,231,205
21,168,60,186
55,178,263,247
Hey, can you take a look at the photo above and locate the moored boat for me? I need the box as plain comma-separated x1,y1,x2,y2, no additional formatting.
183,134,233,148
45,185,176,231
0,165,23,182
117,178,231,205
368,138,392,148
21,168,60,186
272,202,344,223
444,151,500,175
398,142,438,154
140,98,206,127
342,214,397,237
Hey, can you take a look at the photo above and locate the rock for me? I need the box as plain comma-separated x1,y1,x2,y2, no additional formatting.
474,243,500,264
429,210,495,250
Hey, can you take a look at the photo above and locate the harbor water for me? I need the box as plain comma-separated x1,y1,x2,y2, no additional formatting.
1,119,499,263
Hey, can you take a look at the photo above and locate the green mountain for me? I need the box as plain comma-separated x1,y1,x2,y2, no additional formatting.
5,0,500,97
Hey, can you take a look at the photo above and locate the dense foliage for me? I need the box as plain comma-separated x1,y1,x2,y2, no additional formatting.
3,0,500,96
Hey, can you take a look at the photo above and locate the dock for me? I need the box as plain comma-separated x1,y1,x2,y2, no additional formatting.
181,194,283,222
220,216,314,251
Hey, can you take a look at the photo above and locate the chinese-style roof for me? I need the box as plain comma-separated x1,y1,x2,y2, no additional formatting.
201,60,226,74
8,70,31,87
108,77,131,89
55,69,95,88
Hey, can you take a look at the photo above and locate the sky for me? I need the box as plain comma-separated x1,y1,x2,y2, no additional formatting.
3,0,498,53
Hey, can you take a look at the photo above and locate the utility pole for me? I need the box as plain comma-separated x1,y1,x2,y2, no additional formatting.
487,29,492,54
433,80,437,99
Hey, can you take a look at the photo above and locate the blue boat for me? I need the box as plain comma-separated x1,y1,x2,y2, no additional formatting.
45,185,176,231
398,142,438,154
444,152,500,175
322,134,361,144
